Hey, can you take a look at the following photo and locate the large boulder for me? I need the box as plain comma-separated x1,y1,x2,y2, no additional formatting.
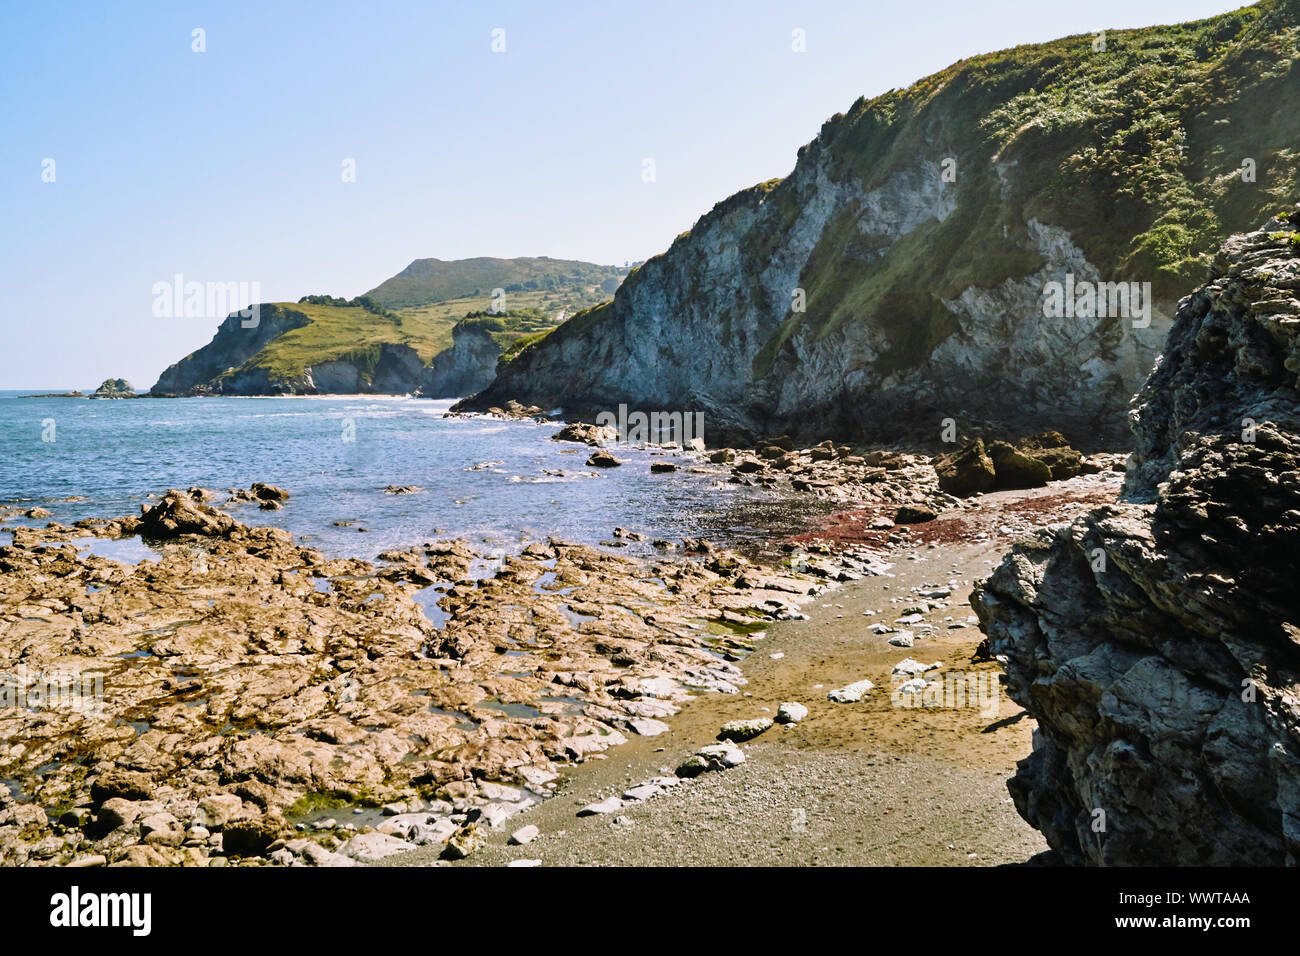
1018,431,1084,481
974,212,1300,865
138,491,239,538
987,440,1051,489
933,438,996,496
552,422,617,446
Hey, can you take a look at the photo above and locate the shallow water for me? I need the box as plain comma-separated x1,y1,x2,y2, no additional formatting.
1,391,811,560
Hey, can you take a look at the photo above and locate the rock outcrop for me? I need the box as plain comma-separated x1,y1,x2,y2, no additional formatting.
151,305,312,396
461,4,1299,446
419,322,502,398
90,378,136,399
138,490,240,538
974,209,1300,865
0,499,859,866
934,432,1084,496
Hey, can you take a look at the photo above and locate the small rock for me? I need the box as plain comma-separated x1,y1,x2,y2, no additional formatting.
577,796,624,817
676,741,746,777
891,658,929,677
717,717,773,742
442,823,485,860
827,679,875,703
775,701,808,724
509,824,540,846
337,831,417,863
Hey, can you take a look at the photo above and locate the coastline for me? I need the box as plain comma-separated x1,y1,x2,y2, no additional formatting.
0,437,1123,866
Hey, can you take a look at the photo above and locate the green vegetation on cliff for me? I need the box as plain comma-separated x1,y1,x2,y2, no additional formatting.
767,0,1299,376
228,301,431,382
154,257,625,394
365,256,626,310
501,1,1298,394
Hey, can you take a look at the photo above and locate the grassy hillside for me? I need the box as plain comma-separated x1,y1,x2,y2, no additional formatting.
391,286,616,353
226,299,569,382
366,256,627,310
156,257,628,392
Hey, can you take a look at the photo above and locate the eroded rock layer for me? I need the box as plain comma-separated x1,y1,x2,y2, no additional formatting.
974,211,1300,864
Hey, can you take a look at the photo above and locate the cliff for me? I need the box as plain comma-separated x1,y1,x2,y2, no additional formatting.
149,255,623,396
419,321,502,398
974,208,1300,864
463,1,1300,447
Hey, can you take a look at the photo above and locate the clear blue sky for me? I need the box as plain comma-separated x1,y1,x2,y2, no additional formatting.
0,0,1247,389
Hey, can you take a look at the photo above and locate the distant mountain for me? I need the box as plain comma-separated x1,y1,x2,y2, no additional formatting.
150,257,627,397
365,256,626,310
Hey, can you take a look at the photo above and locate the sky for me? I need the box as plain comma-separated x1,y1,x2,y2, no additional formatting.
0,0,1250,389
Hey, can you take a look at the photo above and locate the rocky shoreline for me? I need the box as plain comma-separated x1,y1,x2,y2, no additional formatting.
0,416,1124,867
0,480,882,866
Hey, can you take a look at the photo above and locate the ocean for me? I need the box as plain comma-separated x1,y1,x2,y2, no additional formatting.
0,391,805,561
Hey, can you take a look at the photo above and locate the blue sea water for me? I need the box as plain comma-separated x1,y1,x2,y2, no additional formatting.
0,391,804,560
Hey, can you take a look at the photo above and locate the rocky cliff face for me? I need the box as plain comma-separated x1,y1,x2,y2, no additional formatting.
973,210,1300,864
420,323,502,398
466,2,1299,447
151,305,310,396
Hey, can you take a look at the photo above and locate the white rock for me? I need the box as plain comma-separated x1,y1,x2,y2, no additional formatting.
633,676,682,699
627,717,670,736
477,782,527,803
284,838,357,867
507,858,542,867
471,803,514,830
888,631,915,647
408,819,458,845
827,679,875,703
577,796,624,817
718,717,773,741
776,701,809,724
509,824,540,845
891,658,928,677
622,783,661,801
336,831,417,862
896,677,926,695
